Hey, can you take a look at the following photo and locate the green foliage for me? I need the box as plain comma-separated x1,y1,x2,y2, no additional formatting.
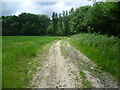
2,13,50,36
2,36,59,88
69,33,119,79
69,5,91,34
79,71,92,88
0,36,1,89
2,2,120,36
62,10,70,36
52,12,59,35
87,26,94,33
84,2,120,36
47,25,55,35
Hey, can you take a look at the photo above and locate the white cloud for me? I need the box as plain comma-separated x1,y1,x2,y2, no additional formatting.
55,2,64,8
2,0,93,16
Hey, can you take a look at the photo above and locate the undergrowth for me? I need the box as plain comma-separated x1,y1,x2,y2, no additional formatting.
69,33,119,80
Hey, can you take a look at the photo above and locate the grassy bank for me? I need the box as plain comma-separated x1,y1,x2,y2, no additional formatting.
69,33,119,79
0,36,2,89
2,36,60,88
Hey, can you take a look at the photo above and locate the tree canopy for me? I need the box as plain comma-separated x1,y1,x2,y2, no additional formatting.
1,2,120,37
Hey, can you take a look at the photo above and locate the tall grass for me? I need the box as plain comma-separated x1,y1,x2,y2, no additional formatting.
0,36,2,89
2,36,59,88
69,33,119,79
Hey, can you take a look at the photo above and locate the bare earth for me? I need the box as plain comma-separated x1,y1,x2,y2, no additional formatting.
30,40,118,88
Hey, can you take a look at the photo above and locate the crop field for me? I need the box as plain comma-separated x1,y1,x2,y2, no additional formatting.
2,36,60,88
69,33,119,80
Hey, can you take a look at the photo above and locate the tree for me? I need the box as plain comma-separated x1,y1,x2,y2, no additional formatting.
69,6,91,34
52,12,59,35
47,25,55,36
58,14,64,35
2,13,50,36
2,2,120,36
62,10,70,36
84,2,120,36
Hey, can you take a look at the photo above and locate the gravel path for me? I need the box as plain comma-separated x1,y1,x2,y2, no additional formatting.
30,41,82,88
30,40,118,88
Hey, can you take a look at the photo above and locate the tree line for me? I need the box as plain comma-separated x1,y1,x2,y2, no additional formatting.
1,2,120,36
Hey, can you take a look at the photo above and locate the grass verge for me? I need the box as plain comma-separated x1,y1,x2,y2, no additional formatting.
69,33,119,80
2,36,61,88
0,36,2,89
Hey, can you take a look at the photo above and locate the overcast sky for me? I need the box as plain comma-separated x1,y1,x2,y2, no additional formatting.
1,0,93,17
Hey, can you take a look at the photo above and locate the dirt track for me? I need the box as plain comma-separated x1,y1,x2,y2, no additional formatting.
30,40,118,88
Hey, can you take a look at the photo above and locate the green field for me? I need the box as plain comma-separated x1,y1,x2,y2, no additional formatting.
2,34,119,88
69,33,119,80
0,36,2,89
2,36,60,88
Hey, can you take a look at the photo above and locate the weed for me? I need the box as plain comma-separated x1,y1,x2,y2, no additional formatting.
2,36,59,88
69,33,119,79
79,71,92,88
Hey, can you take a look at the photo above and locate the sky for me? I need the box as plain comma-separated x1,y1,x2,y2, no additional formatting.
1,0,93,17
